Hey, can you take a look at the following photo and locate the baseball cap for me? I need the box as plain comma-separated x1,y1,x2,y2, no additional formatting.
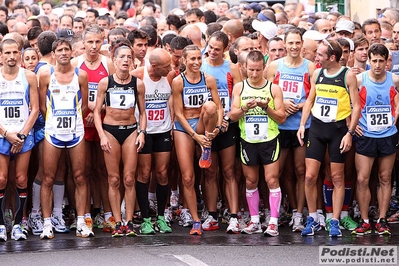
244,3,262,13
98,8,110,16
302,30,328,41
57,29,74,41
74,10,86,19
335,20,355,33
252,20,277,40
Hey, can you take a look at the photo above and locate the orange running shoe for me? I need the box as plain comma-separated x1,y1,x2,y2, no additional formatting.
199,147,212,168
190,220,203,235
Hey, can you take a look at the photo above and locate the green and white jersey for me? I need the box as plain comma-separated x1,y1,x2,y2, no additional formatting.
238,79,279,143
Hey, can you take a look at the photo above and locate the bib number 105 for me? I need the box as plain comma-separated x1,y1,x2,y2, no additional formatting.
3,106,20,118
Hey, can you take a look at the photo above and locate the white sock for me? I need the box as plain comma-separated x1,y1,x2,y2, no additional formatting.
104,212,112,221
52,208,62,217
44,217,52,226
77,216,85,225
310,212,318,222
52,182,64,214
364,219,369,224
250,215,260,224
84,213,91,219
148,192,156,200
340,211,348,220
317,209,323,215
32,180,41,213
269,217,278,225
326,213,333,220
296,212,302,218
171,190,178,195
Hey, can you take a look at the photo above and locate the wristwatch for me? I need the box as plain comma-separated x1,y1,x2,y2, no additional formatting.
223,115,231,122
138,130,147,135
17,133,27,140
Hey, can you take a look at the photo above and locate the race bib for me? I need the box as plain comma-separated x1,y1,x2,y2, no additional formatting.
88,82,98,103
279,73,303,100
313,96,338,122
183,86,208,108
53,109,76,134
146,101,167,127
245,115,268,141
109,90,135,109
366,105,392,131
0,98,24,127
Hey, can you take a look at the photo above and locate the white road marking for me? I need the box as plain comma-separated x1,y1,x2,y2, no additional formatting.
174,254,209,266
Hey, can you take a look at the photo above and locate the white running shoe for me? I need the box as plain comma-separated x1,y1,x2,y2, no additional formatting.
241,221,263,234
226,217,240,234
202,215,219,231
51,214,69,233
264,223,279,237
40,223,54,240
0,225,6,241
238,214,250,230
292,216,304,232
178,210,193,227
11,224,27,241
76,223,94,238
170,193,179,208
164,208,173,225
318,213,326,229
28,213,44,235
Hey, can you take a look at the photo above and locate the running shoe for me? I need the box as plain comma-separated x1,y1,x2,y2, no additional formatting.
226,217,240,234
189,220,203,235
133,211,143,224
368,206,379,222
40,223,54,240
21,217,29,235
318,213,326,230
4,209,12,233
28,213,44,236
93,213,104,229
68,209,76,229
85,217,93,231
149,198,157,215
0,225,6,241
51,214,69,233
387,210,399,223
179,209,193,227
164,208,173,225
340,216,357,231
125,221,137,237
238,214,250,230
352,219,372,236
202,215,219,231
112,222,124,237
329,219,342,237
199,147,212,168
241,221,263,234
76,223,94,238
264,223,279,237
11,224,27,241
292,216,304,232
155,216,172,233
389,197,399,210
103,216,116,232
222,209,231,224
375,218,391,236
301,216,321,236
200,208,209,222
170,193,179,208
325,218,331,232
261,210,271,230
140,217,155,235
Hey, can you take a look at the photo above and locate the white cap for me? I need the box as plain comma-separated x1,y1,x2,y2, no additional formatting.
252,20,278,40
302,30,328,41
98,8,110,16
74,10,86,19
335,20,355,34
